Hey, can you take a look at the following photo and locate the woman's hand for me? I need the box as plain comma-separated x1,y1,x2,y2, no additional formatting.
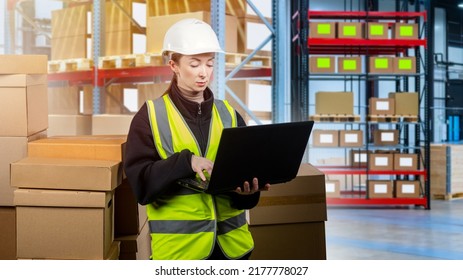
235,177,270,195
191,155,213,181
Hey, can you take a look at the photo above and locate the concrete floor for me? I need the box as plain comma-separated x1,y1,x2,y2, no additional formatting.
325,199,463,260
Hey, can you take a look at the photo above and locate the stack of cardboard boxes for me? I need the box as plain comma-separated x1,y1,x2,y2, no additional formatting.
0,55,49,259
9,135,149,259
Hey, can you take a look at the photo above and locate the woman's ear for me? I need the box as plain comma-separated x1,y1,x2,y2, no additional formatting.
168,60,177,74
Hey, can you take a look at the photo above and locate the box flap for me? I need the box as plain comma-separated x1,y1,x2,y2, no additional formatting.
11,157,121,191
14,188,110,208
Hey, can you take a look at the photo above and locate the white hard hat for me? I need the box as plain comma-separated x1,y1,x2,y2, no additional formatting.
161,18,224,56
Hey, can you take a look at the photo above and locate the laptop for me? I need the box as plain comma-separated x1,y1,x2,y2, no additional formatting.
177,121,314,195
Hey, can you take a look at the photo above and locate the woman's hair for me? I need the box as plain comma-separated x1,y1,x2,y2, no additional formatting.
165,52,183,95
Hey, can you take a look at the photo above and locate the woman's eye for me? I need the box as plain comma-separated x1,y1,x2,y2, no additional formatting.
190,64,199,68
207,63,214,68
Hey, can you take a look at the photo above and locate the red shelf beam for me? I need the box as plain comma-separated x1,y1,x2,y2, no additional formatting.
317,167,427,180
326,197,428,208
47,67,272,87
308,10,427,21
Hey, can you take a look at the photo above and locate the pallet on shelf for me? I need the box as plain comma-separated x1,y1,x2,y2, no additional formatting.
367,114,418,123
432,193,463,201
309,114,360,122
48,59,94,73
225,53,271,68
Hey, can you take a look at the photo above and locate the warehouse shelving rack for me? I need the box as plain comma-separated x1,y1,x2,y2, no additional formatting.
291,0,432,209
45,0,287,123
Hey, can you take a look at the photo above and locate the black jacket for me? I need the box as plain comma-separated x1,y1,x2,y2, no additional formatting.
123,83,260,209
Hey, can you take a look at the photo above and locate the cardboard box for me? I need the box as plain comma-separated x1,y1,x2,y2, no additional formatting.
312,130,339,147
315,91,354,115
388,92,419,116
368,180,393,198
48,114,92,136
393,23,418,39
105,0,139,32
0,84,48,137
309,56,335,73
337,22,363,39
373,129,399,146
325,180,340,198
115,179,147,237
0,55,48,74
0,207,16,260
393,57,416,74
237,15,272,56
51,5,90,38
309,22,336,38
51,35,88,60
28,135,126,162
137,83,169,109
369,97,395,115
393,153,418,171
395,180,420,198
48,86,80,115
350,150,369,167
366,22,389,39
247,163,327,225
116,220,151,260
430,144,463,196
226,79,272,123
337,57,362,74
249,222,326,260
104,30,146,56
0,132,47,206
147,11,238,54
368,153,393,171
369,56,394,74
15,189,113,260
11,157,121,191
339,130,363,147
92,114,134,135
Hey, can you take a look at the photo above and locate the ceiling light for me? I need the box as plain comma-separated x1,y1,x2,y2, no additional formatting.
459,3,463,8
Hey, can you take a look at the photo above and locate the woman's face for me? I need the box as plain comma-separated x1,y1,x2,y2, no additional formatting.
169,53,215,97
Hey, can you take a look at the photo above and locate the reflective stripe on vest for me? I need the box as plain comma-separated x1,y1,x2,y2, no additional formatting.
146,95,253,260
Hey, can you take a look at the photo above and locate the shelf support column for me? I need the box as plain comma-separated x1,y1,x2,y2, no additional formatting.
210,0,226,100
272,0,290,123
93,0,106,114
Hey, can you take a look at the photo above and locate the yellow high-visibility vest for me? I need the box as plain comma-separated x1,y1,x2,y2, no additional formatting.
145,95,254,260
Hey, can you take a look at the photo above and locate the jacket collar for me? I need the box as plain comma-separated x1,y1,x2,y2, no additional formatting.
168,81,214,120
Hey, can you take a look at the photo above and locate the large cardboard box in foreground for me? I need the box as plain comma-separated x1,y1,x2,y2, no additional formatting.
0,207,16,260
48,115,92,136
11,157,121,191
248,163,326,260
15,189,113,260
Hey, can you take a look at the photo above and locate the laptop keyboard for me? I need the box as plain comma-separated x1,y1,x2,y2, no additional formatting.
178,177,209,191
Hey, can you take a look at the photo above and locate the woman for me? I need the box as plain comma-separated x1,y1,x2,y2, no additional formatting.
124,18,269,260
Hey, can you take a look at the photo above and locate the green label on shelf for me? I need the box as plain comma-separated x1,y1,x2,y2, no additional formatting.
343,26,357,36
370,25,384,35
375,58,389,69
317,24,331,34
399,59,412,70
400,26,414,37
317,58,331,68
343,59,357,70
